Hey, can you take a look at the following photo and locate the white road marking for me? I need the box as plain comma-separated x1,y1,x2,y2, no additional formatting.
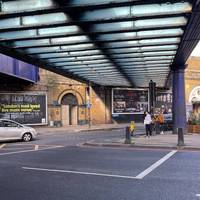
34,145,39,150
22,150,177,180
22,167,139,180
0,144,6,149
0,146,63,156
196,194,200,197
135,150,177,179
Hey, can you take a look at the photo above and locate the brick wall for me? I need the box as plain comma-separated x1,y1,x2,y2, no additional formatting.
185,57,200,103
32,69,112,125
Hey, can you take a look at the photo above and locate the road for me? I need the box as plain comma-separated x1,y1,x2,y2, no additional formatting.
32,129,127,146
0,129,199,200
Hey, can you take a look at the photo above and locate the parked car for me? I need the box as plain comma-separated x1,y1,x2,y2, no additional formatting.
0,119,37,142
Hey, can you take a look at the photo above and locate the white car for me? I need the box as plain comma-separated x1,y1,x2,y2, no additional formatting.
0,119,37,142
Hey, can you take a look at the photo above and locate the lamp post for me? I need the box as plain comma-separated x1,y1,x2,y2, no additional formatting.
87,82,91,128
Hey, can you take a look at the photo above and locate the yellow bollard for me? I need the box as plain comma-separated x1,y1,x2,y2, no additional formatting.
129,121,135,136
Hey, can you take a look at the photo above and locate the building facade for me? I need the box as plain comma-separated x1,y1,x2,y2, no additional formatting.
1,54,199,126
42,56,200,126
185,56,200,115
30,69,112,126
0,52,112,126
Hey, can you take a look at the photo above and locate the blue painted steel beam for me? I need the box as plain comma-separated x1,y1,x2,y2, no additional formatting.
0,53,38,83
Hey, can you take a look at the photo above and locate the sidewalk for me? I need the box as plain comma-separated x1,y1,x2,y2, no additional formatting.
34,123,200,151
34,123,130,135
85,133,200,150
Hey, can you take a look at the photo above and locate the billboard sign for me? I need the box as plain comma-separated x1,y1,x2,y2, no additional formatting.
156,92,172,113
0,93,47,125
112,88,148,114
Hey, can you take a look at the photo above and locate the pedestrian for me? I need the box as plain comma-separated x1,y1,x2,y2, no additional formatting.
144,111,152,137
153,112,160,134
158,111,164,134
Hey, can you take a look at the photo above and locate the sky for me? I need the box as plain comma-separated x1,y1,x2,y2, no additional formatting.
191,42,200,57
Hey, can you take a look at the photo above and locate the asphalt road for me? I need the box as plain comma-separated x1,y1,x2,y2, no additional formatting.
0,130,199,200
32,129,127,146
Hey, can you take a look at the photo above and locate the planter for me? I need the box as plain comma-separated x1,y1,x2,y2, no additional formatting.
188,125,200,133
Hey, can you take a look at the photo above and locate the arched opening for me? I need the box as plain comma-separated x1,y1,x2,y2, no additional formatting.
61,93,78,126
188,86,200,118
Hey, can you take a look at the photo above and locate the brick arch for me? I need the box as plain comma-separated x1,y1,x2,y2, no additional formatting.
189,86,200,103
58,89,84,105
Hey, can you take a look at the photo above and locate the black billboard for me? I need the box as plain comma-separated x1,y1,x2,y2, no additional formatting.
0,93,47,124
156,92,172,113
112,89,148,114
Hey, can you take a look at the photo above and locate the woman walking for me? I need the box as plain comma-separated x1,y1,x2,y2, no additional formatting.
144,111,152,137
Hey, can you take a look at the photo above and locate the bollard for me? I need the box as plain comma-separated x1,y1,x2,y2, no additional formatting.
177,127,185,146
125,126,131,144
130,121,135,136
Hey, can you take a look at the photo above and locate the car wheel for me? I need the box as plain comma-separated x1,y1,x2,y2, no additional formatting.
22,133,32,142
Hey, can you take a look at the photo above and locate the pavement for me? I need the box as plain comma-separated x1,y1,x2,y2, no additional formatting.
84,133,200,151
35,123,130,135
34,123,200,151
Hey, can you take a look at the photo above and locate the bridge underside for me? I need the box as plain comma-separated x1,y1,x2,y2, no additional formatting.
0,53,38,84
0,0,199,88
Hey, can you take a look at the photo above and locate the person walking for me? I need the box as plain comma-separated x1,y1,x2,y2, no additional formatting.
144,111,152,137
158,111,164,134
154,112,160,134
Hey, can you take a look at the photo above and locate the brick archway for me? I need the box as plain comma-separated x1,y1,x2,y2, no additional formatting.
58,89,84,126
58,89,84,106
